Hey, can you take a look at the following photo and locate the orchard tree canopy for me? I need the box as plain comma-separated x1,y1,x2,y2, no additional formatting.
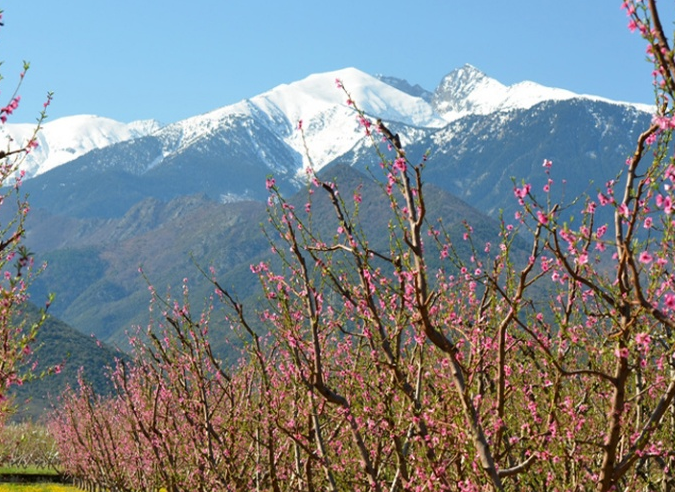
49,2,675,491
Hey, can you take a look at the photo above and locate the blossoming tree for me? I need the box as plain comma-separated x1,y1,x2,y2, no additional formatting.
0,9,52,425
51,1,675,491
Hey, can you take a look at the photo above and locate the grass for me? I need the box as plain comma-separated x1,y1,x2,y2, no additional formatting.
0,468,58,476
0,468,71,492
0,486,80,492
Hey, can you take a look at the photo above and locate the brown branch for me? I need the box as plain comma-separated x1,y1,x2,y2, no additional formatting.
497,453,537,478
614,378,675,479
647,0,675,96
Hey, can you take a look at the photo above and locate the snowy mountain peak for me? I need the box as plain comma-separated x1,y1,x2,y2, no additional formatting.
432,64,509,121
252,67,444,129
438,64,495,93
10,65,654,182
431,64,651,122
250,67,447,170
3,115,163,178
158,67,447,174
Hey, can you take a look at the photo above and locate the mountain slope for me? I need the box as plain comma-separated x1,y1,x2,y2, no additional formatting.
12,64,655,350
8,65,652,188
431,64,652,122
24,164,516,349
1,115,162,178
332,97,650,221
145,67,445,176
9,304,122,421
18,68,449,218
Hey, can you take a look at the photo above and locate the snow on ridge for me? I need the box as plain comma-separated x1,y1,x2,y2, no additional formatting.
569,92,654,114
434,65,578,122
435,64,653,122
127,118,163,135
10,65,655,180
157,100,258,152
158,68,446,173
141,66,655,176
494,80,653,116
1,115,163,178
252,67,445,129
247,68,446,171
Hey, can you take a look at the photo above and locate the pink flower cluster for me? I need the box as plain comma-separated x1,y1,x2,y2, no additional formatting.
0,95,20,123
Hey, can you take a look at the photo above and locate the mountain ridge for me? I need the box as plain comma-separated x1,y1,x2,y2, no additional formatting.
10,64,656,347
432,63,652,122
1,115,162,179
6,65,653,180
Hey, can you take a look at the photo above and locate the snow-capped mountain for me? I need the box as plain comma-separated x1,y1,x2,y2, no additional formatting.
432,64,652,122
375,75,433,103
155,67,446,174
110,64,654,181
0,115,162,178
5,65,653,182
19,65,656,346
15,64,655,221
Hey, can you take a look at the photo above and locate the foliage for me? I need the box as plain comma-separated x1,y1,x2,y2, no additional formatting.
48,2,675,491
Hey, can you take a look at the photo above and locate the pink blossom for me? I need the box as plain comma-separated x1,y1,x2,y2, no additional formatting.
638,251,653,264
618,203,630,218
635,332,651,351
665,293,675,310
513,184,531,200
656,194,674,214
598,192,612,206
615,347,630,359
393,157,407,173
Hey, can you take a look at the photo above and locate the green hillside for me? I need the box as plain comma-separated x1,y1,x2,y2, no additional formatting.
8,304,122,421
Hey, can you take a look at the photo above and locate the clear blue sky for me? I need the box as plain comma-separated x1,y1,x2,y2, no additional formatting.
0,1,656,125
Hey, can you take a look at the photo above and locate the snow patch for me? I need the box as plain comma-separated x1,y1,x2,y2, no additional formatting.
7,65,654,181
433,64,653,122
2,115,163,178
